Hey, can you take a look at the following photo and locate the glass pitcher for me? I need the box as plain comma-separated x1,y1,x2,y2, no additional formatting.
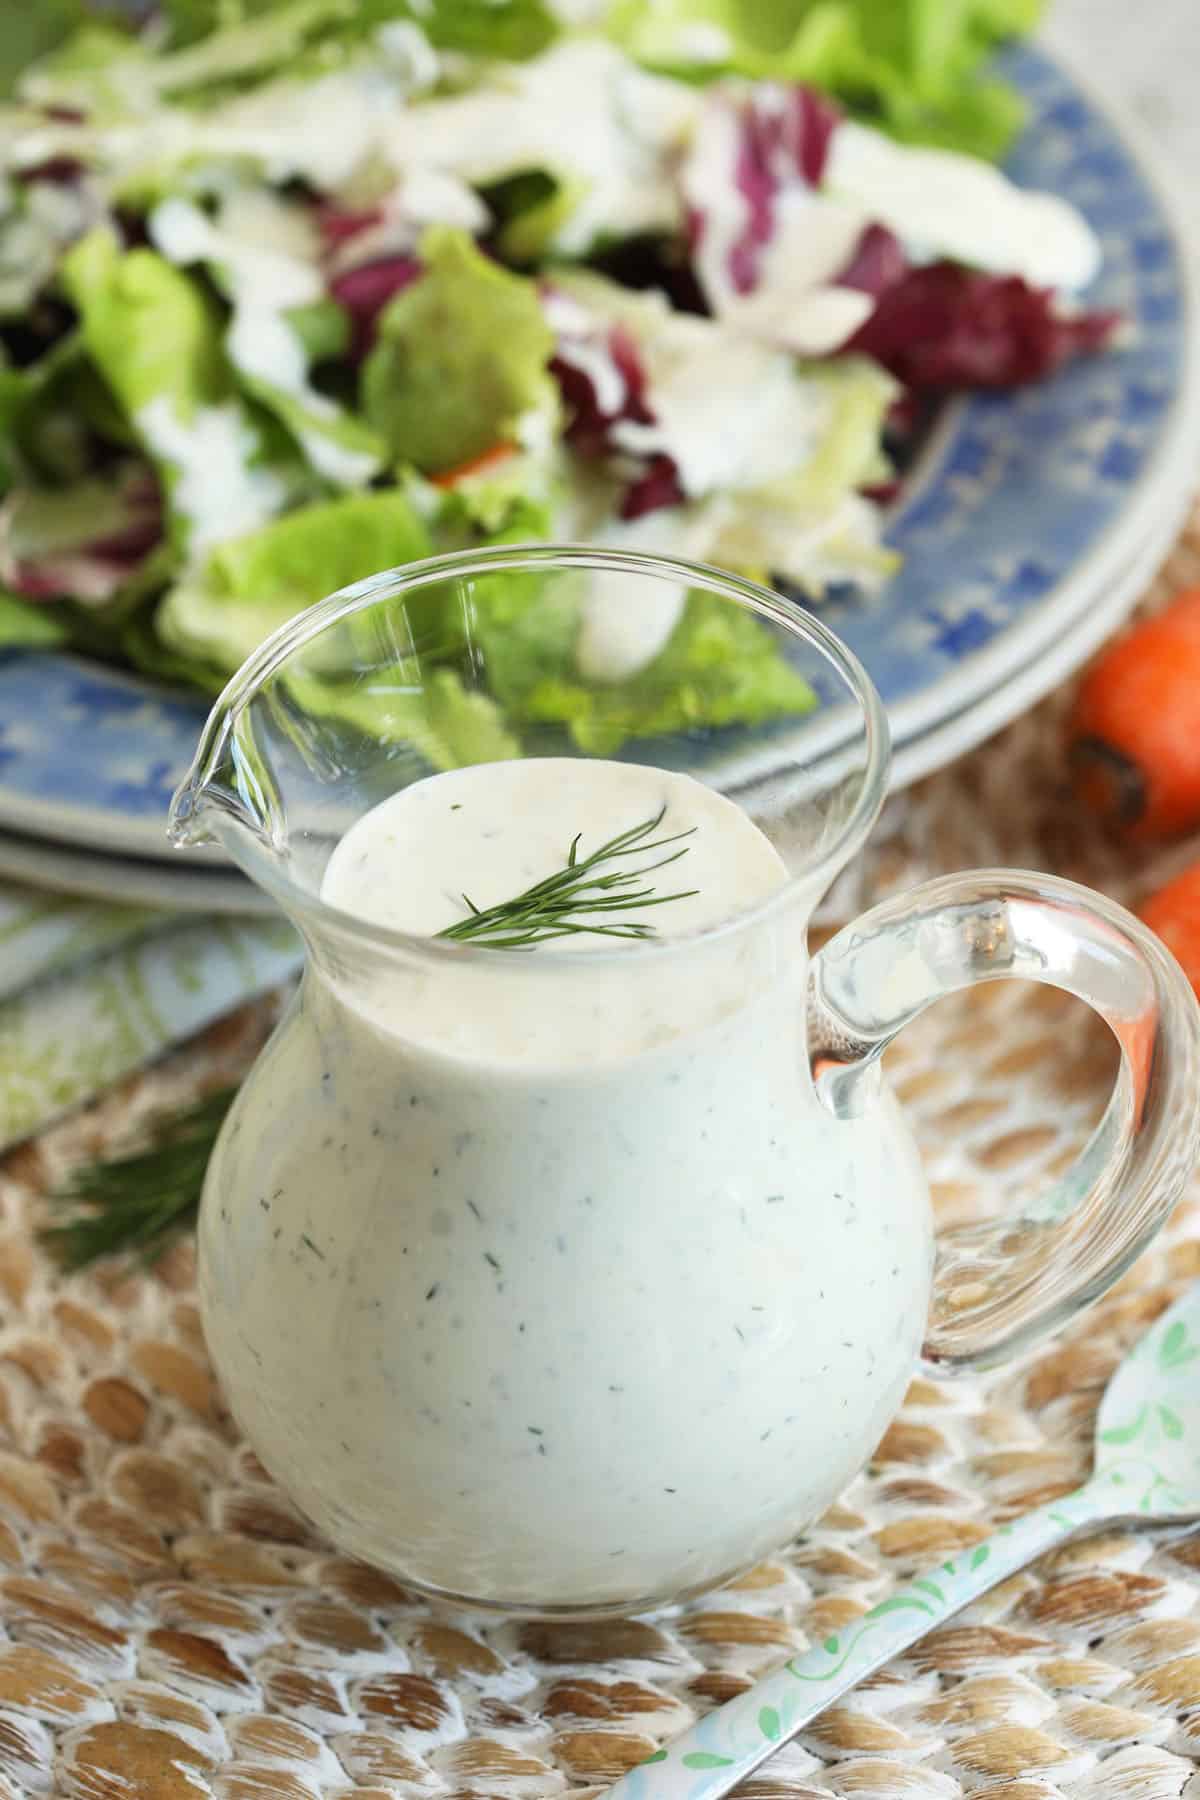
170,545,1200,1617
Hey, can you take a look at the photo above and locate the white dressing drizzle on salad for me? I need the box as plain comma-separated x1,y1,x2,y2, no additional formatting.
572,505,725,682
381,40,702,255
150,195,381,489
826,122,1102,292
137,397,290,556
608,307,835,497
679,82,1101,362
325,171,488,277
710,198,876,354
679,87,873,354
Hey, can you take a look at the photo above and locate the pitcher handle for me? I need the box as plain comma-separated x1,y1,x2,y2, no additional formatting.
808,869,1200,1372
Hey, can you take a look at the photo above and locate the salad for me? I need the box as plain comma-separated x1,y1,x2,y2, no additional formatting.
0,0,1118,764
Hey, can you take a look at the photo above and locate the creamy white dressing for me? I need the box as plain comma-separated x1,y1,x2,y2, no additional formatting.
199,758,933,1608
150,194,381,489
827,120,1102,291
137,394,289,554
151,193,322,310
711,193,877,353
572,501,727,681
379,40,701,254
610,303,834,496
196,63,424,191
680,87,874,354
326,760,787,947
326,171,488,277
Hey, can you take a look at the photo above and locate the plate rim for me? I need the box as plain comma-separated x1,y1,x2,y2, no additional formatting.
876,36,1200,748
0,819,270,913
886,472,1194,790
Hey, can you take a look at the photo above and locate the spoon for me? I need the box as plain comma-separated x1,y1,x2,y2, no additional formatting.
607,1282,1200,1800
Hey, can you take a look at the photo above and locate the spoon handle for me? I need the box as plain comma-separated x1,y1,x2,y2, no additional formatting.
607,1479,1113,1800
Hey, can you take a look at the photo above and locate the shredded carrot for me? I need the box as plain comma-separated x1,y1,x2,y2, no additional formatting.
430,443,519,489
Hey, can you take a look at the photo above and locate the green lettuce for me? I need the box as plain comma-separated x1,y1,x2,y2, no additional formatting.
606,0,1044,158
157,488,433,672
524,591,817,754
157,0,289,50
157,479,521,770
0,2,94,101
0,365,28,494
0,593,70,650
294,666,520,772
159,0,557,66
61,229,226,425
147,195,383,488
386,0,557,62
61,228,299,554
362,227,557,475
463,569,817,755
23,0,555,122
708,356,899,590
285,298,350,365
23,1,343,113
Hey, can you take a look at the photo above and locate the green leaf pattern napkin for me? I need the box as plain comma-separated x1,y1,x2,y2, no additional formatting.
0,884,299,1149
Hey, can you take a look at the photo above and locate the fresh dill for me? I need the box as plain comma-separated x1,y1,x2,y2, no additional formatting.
39,1085,238,1271
435,807,698,949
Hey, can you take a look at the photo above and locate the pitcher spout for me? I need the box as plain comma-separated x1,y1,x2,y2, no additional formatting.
168,704,274,855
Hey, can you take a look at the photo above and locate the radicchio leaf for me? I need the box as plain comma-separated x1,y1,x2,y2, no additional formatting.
620,454,685,520
329,255,424,360
547,294,684,522
836,224,907,299
847,261,1121,390
0,467,163,606
685,83,842,302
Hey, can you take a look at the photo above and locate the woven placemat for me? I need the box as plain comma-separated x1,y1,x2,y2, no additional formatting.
0,510,1199,1800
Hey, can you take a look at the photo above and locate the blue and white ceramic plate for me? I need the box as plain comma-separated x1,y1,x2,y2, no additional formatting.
0,40,1194,866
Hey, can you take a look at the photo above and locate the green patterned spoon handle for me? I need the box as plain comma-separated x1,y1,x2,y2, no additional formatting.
607,1477,1115,1800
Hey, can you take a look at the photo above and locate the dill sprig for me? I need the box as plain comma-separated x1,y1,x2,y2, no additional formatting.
436,807,699,949
39,1085,238,1272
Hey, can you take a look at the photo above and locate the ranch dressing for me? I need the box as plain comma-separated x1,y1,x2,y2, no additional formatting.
199,759,932,1608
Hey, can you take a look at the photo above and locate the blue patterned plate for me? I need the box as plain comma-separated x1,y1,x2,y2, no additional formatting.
0,41,1193,863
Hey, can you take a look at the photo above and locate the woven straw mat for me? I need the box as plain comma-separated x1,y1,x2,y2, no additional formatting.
0,510,1199,1800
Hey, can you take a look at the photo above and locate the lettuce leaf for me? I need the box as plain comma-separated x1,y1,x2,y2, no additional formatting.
61,228,299,555
460,559,816,755
606,0,1043,159
521,588,817,754
24,0,552,125
157,0,287,51
0,2,95,101
294,666,521,772
158,0,557,69
357,0,558,60
0,593,71,650
148,195,384,489
156,487,432,672
62,229,226,425
362,227,557,475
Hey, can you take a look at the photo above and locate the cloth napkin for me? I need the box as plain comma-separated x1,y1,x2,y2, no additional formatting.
0,882,299,1152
